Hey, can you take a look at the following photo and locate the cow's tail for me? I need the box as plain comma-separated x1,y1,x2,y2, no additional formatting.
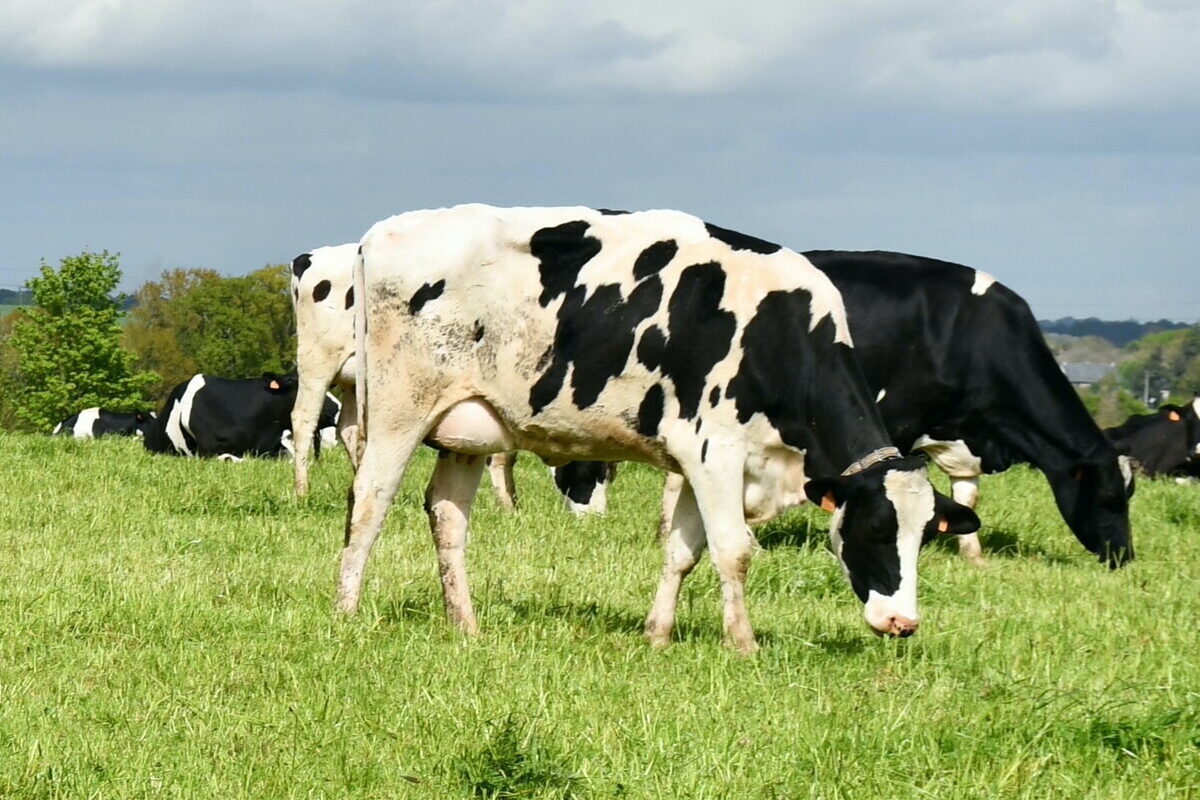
352,242,368,465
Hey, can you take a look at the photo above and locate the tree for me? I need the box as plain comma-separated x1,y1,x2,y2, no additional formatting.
1116,327,1200,402
9,251,158,431
123,264,296,402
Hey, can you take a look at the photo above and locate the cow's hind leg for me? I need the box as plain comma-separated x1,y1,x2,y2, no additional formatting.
338,384,360,471
645,479,707,648
950,477,986,566
336,427,423,614
426,452,486,634
487,451,517,510
658,472,685,541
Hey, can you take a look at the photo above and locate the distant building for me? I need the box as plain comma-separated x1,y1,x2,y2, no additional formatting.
1060,362,1116,388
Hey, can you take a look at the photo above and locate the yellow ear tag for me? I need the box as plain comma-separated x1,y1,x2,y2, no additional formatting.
938,518,949,533
820,493,837,513
1169,410,1181,422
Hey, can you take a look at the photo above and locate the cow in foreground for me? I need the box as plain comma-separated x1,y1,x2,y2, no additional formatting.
1105,398,1200,479
341,205,979,650
143,373,337,459
53,408,155,439
288,243,583,510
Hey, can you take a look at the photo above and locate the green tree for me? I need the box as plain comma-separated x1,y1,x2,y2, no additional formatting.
1117,327,1200,401
9,251,158,431
0,310,22,430
123,264,295,402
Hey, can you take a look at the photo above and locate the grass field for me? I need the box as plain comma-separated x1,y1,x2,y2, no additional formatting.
0,433,1197,798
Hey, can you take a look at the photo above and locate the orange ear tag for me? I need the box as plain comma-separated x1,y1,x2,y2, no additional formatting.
820,493,837,513
1169,411,1181,422
937,518,949,533
269,380,280,390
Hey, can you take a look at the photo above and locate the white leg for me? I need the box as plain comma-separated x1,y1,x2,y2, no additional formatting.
426,452,486,634
336,426,423,614
645,479,707,648
950,476,986,567
487,451,518,511
659,472,684,541
338,385,360,471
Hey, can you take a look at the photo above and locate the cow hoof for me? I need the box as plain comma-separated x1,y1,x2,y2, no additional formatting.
725,637,760,656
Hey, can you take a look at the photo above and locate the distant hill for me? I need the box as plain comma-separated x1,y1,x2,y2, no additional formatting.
1037,317,1193,347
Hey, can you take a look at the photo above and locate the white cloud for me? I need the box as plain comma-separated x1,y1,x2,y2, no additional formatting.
1,0,1197,109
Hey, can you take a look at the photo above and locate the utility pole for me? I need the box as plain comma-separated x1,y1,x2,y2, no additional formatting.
1143,369,1150,406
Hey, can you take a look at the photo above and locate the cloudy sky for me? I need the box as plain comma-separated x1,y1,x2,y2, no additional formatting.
2,0,1198,320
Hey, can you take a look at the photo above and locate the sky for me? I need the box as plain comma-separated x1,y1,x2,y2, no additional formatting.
2,0,1198,321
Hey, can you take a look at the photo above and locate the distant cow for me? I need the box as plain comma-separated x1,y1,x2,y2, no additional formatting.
288,243,542,510
1105,397,1200,478
340,205,979,650
53,408,155,439
143,373,337,459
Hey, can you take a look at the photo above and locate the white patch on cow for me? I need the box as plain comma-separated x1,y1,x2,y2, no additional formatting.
876,388,886,403
1117,455,1134,491
912,435,982,479
216,453,243,463
165,375,206,455
279,429,296,458
971,270,997,296
1193,397,1200,457
319,426,339,447
52,421,62,435
564,477,608,516
862,468,933,634
72,407,100,439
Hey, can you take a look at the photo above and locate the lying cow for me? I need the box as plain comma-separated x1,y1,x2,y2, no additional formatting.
339,205,979,651
1105,397,1200,479
288,243,582,510
53,408,155,439
143,373,337,459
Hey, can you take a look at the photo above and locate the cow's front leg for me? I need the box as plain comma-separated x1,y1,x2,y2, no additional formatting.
658,472,684,541
686,445,758,654
950,477,985,566
486,451,517,511
425,452,486,634
645,478,707,649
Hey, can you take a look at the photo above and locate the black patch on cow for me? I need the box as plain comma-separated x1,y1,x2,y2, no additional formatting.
408,280,445,314
709,386,721,407
633,240,678,280
637,325,666,371
292,287,299,303
657,263,737,418
694,417,702,434
637,384,665,437
472,321,485,342
704,222,782,255
554,461,609,505
530,276,664,413
598,208,629,215
530,221,602,307
312,280,331,303
291,253,312,279
344,286,354,309
535,344,554,373
701,439,708,463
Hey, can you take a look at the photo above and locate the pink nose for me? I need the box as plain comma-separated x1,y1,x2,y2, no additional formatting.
871,615,919,638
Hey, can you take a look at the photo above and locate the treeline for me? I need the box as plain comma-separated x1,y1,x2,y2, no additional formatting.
0,251,294,432
1038,316,1192,347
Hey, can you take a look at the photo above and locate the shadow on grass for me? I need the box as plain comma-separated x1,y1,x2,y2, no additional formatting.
453,713,585,799
923,526,1076,565
506,598,645,636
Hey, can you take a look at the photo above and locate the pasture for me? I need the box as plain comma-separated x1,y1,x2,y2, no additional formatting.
0,434,1197,799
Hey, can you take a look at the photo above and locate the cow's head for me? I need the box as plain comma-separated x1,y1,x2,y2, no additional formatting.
134,410,156,437
263,372,300,395
805,455,979,637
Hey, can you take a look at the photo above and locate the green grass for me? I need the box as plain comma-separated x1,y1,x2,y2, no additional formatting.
0,433,1197,798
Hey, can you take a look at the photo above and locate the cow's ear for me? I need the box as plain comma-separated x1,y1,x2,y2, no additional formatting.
1160,404,1184,422
932,492,980,536
804,477,846,512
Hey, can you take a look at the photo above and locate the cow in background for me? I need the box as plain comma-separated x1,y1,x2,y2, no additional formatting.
287,243,536,508
53,408,155,439
143,373,337,460
1105,397,1200,479
342,204,980,649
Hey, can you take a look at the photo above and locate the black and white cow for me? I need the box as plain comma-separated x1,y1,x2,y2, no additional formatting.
288,242,590,511
339,205,979,650
804,250,1133,567
143,373,338,460
53,408,155,439
1105,397,1200,479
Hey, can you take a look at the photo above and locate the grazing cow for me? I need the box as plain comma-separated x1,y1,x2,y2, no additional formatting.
803,250,1133,567
288,243,563,510
143,373,337,459
339,205,979,650
53,408,155,439
1105,398,1200,479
